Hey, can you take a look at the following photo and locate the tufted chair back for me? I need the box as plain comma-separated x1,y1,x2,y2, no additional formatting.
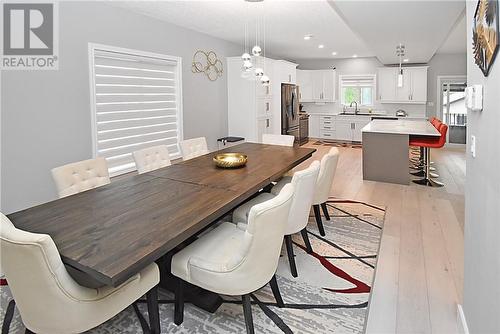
133,145,171,174
262,134,295,147
285,161,320,235
313,147,340,205
51,157,110,198
179,137,209,160
0,213,99,332
240,184,294,291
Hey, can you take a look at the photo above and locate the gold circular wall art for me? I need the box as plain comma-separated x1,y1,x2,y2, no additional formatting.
191,50,223,81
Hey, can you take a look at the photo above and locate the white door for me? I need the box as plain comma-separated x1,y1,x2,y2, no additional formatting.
409,68,428,102
377,68,396,101
308,114,320,138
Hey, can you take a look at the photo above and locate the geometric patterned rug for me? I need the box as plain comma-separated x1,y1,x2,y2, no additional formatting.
1,199,385,334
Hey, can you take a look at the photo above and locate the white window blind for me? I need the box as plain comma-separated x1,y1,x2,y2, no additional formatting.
89,44,183,176
340,75,376,106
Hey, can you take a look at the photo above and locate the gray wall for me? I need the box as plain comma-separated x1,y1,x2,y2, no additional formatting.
426,53,467,116
463,1,500,332
1,1,241,213
294,54,466,117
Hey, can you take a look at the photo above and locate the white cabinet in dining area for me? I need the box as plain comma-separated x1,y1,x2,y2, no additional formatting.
227,56,277,142
297,69,336,103
377,66,428,104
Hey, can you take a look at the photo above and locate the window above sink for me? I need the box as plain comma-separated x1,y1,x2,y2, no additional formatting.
340,74,376,107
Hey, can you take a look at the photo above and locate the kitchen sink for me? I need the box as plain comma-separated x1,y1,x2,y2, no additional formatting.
338,112,386,116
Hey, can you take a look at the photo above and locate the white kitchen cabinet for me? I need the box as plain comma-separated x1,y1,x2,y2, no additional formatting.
377,66,428,104
257,117,273,143
297,70,313,102
407,67,428,103
275,60,297,85
377,68,397,101
308,114,320,138
333,116,371,142
298,70,336,103
227,56,280,142
335,120,352,141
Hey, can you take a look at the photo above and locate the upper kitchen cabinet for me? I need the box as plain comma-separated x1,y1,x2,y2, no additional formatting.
377,66,428,104
297,69,336,103
274,60,297,85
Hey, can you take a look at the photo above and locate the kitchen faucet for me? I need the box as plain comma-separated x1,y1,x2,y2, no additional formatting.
349,101,359,114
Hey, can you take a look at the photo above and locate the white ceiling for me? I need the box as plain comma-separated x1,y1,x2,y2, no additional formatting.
111,0,466,63
437,11,467,54
110,0,374,60
331,0,466,64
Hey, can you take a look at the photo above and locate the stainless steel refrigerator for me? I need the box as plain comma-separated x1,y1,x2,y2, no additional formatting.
281,83,300,142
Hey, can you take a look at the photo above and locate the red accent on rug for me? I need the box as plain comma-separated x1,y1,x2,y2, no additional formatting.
295,243,371,294
0,278,7,286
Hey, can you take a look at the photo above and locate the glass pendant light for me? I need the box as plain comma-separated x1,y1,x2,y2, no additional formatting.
255,67,264,77
396,43,405,88
252,45,262,57
261,74,270,86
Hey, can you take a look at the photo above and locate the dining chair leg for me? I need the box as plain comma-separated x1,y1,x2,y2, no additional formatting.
269,274,285,308
2,299,15,334
242,294,255,334
146,286,161,334
284,235,298,278
313,205,326,236
174,279,184,326
300,229,313,254
320,202,330,221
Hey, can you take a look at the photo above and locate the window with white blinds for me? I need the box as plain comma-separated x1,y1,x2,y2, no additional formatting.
89,44,183,176
340,75,376,106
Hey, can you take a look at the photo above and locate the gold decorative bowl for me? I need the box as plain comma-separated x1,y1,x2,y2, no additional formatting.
213,153,248,168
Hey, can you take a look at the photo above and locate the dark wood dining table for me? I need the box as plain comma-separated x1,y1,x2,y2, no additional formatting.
8,143,316,288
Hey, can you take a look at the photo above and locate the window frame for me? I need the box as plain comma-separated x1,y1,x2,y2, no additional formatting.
339,74,376,107
88,43,183,176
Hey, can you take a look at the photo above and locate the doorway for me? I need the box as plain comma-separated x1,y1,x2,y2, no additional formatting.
437,76,467,144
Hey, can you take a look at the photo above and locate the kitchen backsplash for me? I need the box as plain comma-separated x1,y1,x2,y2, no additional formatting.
301,101,427,118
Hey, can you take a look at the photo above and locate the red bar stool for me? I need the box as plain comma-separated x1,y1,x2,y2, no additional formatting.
410,118,442,170
409,123,448,187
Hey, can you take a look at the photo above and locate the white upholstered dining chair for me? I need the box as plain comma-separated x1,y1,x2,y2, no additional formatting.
170,184,294,334
133,145,171,174
179,137,209,160
233,161,320,277
51,157,110,198
272,147,339,236
262,134,295,147
0,213,160,334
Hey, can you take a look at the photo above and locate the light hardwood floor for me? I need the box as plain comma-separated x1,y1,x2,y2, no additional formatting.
297,141,465,334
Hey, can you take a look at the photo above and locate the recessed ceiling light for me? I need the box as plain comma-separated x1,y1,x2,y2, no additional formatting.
352,54,358,58
403,58,409,62
318,44,325,49
332,51,338,56
304,34,313,40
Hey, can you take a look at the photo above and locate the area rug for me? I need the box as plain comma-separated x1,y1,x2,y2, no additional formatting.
1,199,385,334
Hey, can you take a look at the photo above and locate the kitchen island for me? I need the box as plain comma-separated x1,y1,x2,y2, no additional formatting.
361,119,440,185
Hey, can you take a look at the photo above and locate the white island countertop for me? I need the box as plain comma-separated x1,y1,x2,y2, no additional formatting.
362,119,440,137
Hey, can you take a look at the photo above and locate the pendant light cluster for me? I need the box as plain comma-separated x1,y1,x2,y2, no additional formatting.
242,0,269,87
396,43,406,88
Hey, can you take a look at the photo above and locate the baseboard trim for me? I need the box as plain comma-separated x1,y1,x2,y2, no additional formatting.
457,304,469,334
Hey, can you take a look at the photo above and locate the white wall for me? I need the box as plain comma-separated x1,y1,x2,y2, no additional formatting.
1,2,241,214
463,1,500,332
294,54,466,118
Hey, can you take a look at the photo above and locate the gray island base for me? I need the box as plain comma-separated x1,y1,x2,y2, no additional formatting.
361,120,440,185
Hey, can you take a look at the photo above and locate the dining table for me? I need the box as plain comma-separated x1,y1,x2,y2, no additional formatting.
7,142,315,310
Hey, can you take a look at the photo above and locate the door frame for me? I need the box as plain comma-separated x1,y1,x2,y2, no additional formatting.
436,75,467,146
